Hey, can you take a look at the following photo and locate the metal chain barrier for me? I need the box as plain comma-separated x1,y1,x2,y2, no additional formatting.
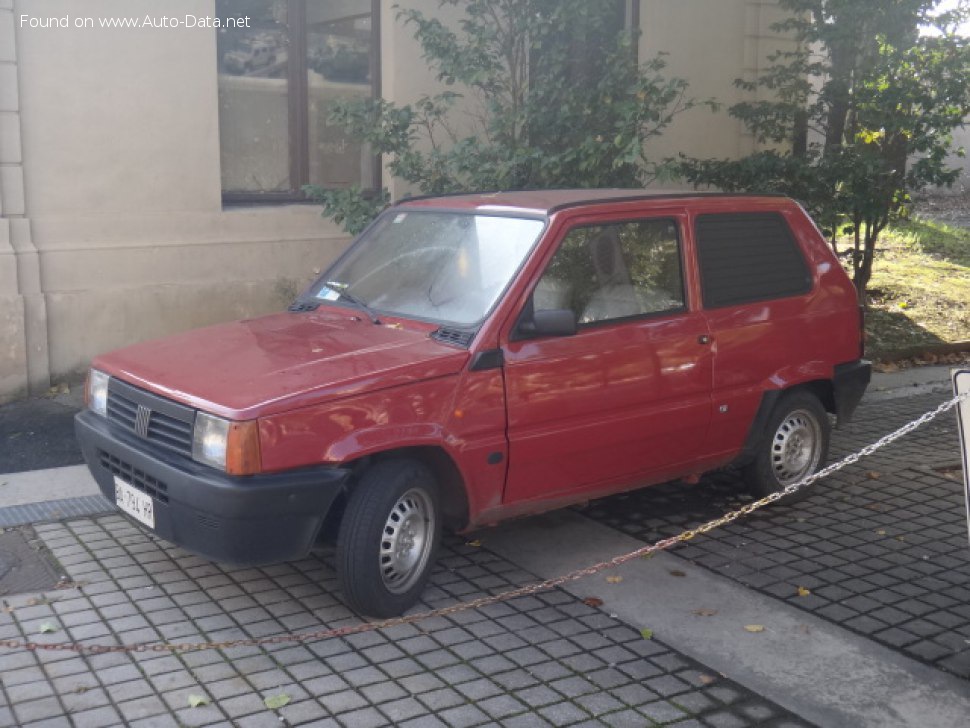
2,392,966,655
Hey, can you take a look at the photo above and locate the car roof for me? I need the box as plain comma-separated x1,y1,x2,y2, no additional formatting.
394,189,789,215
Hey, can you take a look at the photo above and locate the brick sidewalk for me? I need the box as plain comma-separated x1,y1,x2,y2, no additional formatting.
1,516,813,728
583,391,970,679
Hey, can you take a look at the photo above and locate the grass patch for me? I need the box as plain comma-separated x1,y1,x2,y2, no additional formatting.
840,217,970,357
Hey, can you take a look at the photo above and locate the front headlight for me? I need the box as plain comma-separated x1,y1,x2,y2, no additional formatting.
192,412,230,470
87,369,109,417
192,413,262,475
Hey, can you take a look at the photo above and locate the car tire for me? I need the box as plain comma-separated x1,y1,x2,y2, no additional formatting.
336,458,441,617
743,390,830,502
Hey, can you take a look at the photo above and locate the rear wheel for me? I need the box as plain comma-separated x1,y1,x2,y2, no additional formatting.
336,459,441,617
743,391,830,502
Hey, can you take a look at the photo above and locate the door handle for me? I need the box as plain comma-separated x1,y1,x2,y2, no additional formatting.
698,335,711,345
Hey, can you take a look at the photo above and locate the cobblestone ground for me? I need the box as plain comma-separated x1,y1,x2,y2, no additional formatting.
0,516,814,728
583,391,970,678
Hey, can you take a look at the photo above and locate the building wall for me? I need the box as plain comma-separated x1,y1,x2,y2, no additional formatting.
945,124,970,191
1,0,788,402
642,0,793,160
2,0,360,402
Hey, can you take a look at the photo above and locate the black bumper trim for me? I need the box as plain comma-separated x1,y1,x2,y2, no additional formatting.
75,410,352,565
833,359,872,425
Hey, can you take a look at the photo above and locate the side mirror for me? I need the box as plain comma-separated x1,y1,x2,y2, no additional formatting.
516,308,577,339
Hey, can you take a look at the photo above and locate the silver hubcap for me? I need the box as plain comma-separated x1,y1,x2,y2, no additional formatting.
380,488,435,594
770,409,822,487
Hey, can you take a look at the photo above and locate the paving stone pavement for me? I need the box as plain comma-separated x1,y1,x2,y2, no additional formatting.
583,390,970,679
0,515,815,728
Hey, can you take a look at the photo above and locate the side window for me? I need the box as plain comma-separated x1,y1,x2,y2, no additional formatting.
534,219,685,325
695,213,812,308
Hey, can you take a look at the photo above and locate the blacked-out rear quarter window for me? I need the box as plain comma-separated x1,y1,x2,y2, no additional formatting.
695,212,812,308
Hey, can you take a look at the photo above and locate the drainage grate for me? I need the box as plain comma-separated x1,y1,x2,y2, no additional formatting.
0,528,62,596
0,495,115,529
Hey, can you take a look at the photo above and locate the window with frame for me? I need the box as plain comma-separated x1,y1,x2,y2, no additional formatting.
534,219,685,326
216,0,379,202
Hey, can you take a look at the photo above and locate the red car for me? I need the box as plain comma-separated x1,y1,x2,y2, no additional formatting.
76,190,870,616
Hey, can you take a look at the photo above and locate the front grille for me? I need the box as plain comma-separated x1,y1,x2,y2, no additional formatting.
99,450,170,503
106,380,194,457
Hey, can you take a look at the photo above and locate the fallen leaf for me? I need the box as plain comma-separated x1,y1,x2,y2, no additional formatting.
640,553,654,560
38,622,58,634
895,535,907,542
692,608,717,617
744,624,765,633
699,674,717,685
669,570,686,578
264,694,291,710
187,694,209,708
74,686,89,695
796,586,811,597
866,471,881,480
55,580,88,591
464,539,482,548
640,628,653,640
605,575,623,584
875,529,887,536
582,597,604,608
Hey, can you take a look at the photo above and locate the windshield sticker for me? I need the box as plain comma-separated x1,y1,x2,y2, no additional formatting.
392,213,407,224
315,286,341,302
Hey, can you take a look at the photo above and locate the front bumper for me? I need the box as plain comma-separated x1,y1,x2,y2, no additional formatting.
75,410,351,565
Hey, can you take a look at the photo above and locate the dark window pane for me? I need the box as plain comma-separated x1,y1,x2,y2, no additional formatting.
306,0,374,189
217,0,290,193
696,213,812,308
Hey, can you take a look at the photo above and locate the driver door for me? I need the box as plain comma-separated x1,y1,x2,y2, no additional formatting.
501,214,713,505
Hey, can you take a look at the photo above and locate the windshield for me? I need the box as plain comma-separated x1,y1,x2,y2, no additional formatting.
310,210,545,326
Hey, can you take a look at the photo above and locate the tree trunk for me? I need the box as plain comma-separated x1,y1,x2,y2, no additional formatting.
824,41,854,153
853,220,882,303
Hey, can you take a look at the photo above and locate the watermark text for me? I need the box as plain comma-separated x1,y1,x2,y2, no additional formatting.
19,15,251,30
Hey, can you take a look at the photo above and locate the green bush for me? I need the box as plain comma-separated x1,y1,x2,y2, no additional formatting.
306,0,706,234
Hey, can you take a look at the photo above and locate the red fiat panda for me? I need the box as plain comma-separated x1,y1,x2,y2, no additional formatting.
76,190,870,616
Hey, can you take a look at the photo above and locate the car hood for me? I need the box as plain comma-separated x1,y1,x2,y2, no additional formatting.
95,311,469,419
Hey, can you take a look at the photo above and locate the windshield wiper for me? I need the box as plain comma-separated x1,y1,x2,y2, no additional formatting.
326,281,381,325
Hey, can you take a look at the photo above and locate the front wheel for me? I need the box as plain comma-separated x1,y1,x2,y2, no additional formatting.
743,391,830,502
336,459,441,617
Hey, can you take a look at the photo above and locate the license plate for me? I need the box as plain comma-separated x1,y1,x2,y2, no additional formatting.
114,476,155,529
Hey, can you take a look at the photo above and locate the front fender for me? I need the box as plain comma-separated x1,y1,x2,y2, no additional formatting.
258,377,463,471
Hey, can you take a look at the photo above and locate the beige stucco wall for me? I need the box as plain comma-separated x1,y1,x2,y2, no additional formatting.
642,0,794,161
1,0,789,402
1,0,34,400
4,0,351,401
944,123,970,191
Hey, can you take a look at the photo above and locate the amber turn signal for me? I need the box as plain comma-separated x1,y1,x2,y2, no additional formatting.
225,420,262,476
